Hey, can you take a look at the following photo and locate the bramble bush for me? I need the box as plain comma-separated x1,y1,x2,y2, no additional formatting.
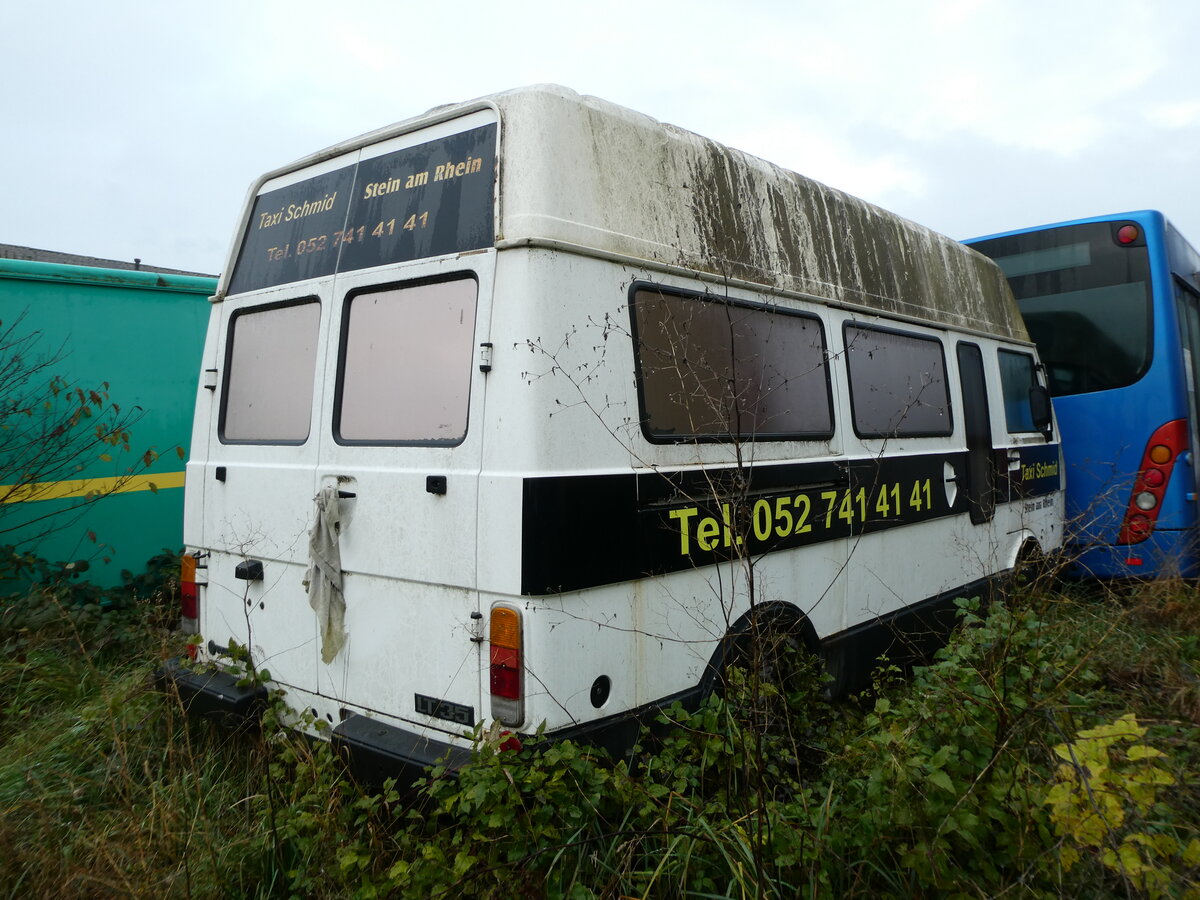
360,590,1199,899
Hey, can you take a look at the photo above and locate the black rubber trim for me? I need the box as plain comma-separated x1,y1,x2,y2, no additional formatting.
156,658,267,723
332,713,473,788
819,573,1000,694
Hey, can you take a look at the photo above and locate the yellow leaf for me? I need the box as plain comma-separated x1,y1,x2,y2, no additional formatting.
1126,744,1165,761
1078,713,1144,745
1059,845,1079,871
1183,838,1200,866
1114,841,1147,876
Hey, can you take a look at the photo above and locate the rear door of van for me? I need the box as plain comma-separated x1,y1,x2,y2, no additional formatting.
191,283,332,697
313,258,492,737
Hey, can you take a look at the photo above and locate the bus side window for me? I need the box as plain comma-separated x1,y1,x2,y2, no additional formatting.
1174,280,1200,428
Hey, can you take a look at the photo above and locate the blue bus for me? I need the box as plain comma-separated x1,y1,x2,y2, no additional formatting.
967,211,1200,578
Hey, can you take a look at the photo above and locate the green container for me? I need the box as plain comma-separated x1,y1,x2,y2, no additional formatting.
0,259,214,586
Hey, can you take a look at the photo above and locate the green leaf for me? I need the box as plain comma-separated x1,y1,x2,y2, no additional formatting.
928,770,954,793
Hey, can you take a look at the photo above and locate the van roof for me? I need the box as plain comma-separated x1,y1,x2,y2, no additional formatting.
244,85,1027,341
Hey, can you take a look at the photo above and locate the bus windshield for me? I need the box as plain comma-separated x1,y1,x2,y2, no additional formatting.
971,221,1152,396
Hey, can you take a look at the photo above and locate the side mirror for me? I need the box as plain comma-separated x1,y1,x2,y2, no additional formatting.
1029,384,1053,435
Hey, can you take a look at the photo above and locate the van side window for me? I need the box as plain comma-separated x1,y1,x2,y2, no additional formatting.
631,287,833,442
335,276,478,445
844,324,951,437
220,299,321,443
998,349,1040,433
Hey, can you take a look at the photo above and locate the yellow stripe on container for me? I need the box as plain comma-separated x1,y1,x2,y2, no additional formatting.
0,471,187,504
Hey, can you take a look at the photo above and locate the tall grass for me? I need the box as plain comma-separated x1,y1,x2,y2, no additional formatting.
1,557,1198,898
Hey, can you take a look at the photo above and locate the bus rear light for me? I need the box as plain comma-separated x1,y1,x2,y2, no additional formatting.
1118,420,1188,545
1125,515,1153,540
1149,444,1173,465
1117,224,1141,245
489,606,524,727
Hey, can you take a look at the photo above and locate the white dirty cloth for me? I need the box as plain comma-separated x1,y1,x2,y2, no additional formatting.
306,483,346,664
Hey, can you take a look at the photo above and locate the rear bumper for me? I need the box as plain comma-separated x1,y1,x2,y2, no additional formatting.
156,657,267,724
332,714,473,788
1067,531,1200,578
156,658,471,787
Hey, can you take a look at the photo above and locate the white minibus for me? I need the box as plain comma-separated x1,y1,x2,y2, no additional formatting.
163,85,1063,782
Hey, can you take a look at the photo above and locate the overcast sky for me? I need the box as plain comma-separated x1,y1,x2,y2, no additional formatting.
4,0,1198,276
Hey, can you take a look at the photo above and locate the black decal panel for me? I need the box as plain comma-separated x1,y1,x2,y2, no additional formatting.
230,124,496,294
999,443,1062,501
520,450,1061,595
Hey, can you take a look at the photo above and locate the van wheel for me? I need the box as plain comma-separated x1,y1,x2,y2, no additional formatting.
717,610,823,734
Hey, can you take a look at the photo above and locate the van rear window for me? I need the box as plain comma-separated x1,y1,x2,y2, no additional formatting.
845,324,951,437
220,299,321,444
631,287,833,442
335,276,478,445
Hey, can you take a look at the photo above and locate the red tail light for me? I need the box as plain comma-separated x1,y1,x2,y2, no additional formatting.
489,606,524,727
180,553,199,621
1117,419,1188,545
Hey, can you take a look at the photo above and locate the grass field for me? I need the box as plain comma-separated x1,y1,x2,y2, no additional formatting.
1,556,1198,898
